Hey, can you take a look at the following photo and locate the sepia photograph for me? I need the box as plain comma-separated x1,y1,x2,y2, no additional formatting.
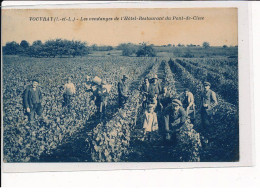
1,6,243,167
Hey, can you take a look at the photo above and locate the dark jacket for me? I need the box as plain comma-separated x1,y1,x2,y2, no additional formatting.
23,85,42,109
141,82,149,93
158,93,171,112
93,86,108,104
148,82,161,98
164,106,187,132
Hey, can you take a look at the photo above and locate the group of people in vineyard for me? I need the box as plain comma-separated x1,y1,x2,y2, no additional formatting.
22,70,218,145
139,75,218,144
22,74,127,123
22,78,77,122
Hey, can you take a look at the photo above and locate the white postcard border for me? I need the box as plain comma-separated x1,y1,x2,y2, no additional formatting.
1,1,253,172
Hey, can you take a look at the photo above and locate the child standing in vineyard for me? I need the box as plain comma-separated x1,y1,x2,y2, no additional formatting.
63,77,76,113
142,103,158,141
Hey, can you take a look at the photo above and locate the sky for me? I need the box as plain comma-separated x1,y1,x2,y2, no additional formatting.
2,8,238,46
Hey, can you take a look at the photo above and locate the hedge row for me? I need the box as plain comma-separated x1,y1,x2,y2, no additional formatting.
184,58,238,81
163,59,177,98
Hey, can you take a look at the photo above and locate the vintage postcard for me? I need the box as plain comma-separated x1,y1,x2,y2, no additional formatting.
1,1,253,172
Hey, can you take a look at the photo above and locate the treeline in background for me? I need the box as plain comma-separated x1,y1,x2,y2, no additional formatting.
2,39,238,58
3,39,89,58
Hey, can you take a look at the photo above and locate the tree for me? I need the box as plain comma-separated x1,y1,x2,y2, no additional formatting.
120,43,137,56
32,40,43,46
71,40,89,57
183,48,194,58
3,41,21,55
20,40,30,49
187,44,196,47
19,40,30,55
177,43,185,47
44,39,57,57
91,44,98,51
5,39,89,57
29,40,43,57
107,46,113,51
202,42,210,49
136,44,156,57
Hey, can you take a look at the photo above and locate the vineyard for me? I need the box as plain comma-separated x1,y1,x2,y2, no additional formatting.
3,54,239,163
168,58,239,161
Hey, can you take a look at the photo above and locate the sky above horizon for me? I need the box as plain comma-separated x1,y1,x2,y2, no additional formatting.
2,8,238,46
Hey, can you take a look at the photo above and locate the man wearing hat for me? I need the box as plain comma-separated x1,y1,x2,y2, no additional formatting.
201,81,218,139
23,79,43,122
148,74,161,100
92,80,109,121
164,99,187,144
140,77,150,109
158,86,171,112
118,75,128,108
63,77,76,113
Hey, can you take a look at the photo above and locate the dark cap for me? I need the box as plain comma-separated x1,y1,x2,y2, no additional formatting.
204,81,211,87
184,88,190,92
32,79,39,83
171,99,182,106
152,74,158,79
